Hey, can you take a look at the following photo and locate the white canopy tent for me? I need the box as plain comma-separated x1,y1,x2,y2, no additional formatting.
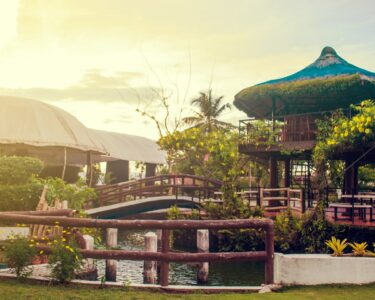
90,129,166,165
0,97,166,176
0,96,107,154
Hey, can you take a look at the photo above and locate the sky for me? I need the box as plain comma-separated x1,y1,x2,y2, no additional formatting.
0,0,375,139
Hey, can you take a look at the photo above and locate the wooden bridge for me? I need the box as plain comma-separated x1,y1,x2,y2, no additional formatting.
87,174,222,219
94,174,222,206
88,174,308,219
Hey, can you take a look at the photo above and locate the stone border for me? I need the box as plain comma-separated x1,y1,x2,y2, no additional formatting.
274,253,375,285
0,269,282,294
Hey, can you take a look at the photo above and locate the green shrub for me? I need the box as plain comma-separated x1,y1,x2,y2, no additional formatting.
48,237,83,283
274,209,303,253
3,235,36,279
0,156,43,185
0,182,44,211
44,178,96,211
300,204,335,253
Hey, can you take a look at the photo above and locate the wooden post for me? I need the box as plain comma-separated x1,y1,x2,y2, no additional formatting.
143,232,157,284
265,225,274,284
61,200,68,209
156,229,162,252
269,156,278,188
301,189,306,213
284,158,291,188
197,229,209,284
160,229,170,287
86,151,92,187
105,228,118,281
83,235,94,269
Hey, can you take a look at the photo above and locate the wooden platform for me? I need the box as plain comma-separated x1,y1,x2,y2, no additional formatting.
325,209,375,228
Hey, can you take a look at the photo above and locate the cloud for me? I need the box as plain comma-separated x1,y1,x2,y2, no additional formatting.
0,69,156,104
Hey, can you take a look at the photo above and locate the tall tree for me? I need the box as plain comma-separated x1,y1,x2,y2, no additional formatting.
183,89,233,132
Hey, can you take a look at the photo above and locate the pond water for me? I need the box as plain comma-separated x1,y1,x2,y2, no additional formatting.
95,230,264,286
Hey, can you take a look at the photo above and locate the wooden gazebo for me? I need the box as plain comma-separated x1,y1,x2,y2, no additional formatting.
234,46,375,196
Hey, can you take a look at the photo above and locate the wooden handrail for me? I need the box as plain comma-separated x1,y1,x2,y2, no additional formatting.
260,188,305,213
92,174,223,207
0,213,274,286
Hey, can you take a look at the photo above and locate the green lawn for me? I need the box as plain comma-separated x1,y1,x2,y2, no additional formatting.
1,279,375,300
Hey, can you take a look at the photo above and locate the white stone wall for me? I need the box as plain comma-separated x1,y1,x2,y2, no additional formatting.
0,227,29,240
274,253,375,285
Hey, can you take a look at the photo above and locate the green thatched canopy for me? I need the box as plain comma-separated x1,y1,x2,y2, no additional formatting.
234,47,375,118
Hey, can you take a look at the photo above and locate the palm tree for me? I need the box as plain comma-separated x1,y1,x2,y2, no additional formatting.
183,89,233,132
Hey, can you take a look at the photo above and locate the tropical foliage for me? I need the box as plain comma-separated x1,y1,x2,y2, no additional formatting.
313,100,375,191
48,236,83,283
44,177,96,211
3,235,36,279
349,242,368,256
0,156,44,211
158,126,249,184
325,237,348,256
183,89,232,132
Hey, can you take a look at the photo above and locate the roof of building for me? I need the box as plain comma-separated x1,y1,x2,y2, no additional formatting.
0,96,106,153
234,47,375,118
90,129,166,164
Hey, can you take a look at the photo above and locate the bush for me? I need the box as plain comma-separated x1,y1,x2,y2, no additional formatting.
0,156,43,185
0,182,44,211
2,235,36,279
0,156,44,212
274,210,303,253
300,204,335,253
49,237,83,283
44,178,96,211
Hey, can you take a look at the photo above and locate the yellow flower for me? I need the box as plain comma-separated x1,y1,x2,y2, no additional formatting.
344,131,349,137
367,116,372,123
365,128,371,134
334,126,339,133
39,250,44,255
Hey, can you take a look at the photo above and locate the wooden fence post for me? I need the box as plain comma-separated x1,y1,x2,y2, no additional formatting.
143,232,157,284
160,229,170,287
265,225,274,284
83,235,94,269
301,189,306,213
106,228,118,281
197,229,209,283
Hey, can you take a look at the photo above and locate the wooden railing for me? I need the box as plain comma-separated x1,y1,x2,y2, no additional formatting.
0,213,274,286
260,188,305,213
93,174,223,207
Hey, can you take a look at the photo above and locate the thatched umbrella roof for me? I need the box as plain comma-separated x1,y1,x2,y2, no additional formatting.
234,47,375,118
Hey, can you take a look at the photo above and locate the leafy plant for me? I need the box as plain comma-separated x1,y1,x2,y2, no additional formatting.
349,242,368,256
44,178,96,211
3,235,36,279
325,236,348,256
48,237,83,283
274,209,302,253
0,156,43,185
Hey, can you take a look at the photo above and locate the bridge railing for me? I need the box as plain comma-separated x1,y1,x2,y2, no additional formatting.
94,174,222,207
0,213,274,286
260,187,306,213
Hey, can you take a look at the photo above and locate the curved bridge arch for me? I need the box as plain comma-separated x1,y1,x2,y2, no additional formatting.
85,196,211,219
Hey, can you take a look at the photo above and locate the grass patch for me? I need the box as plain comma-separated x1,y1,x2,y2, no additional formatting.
0,278,375,299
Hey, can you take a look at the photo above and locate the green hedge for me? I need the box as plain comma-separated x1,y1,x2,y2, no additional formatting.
0,182,44,211
0,156,43,185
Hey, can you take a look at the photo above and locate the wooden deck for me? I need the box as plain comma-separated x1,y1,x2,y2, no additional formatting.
325,208,375,228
